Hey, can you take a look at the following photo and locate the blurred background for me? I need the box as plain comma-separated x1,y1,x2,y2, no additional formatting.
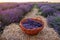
0,0,60,3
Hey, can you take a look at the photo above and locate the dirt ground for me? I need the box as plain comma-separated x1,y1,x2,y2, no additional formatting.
0,7,60,40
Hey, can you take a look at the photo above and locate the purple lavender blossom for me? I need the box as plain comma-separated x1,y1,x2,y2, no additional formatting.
40,6,56,17
47,16,60,35
23,19,42,29
54,11,60,17
18,4,33,12
1,8,24,24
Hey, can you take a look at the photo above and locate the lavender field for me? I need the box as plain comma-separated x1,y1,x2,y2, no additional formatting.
0,2,60,40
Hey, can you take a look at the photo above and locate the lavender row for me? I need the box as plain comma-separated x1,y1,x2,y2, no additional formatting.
47,16,60,35
38,3,60,35
38,3,60,17
0,3,34,24
0,3,34,33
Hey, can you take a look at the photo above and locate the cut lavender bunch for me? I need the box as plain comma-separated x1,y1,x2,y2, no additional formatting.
22,19,42,29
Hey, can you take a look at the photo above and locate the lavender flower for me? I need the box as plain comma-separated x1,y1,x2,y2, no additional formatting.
47,16,60,35
40,6,56,17
54,11,60,17
1,8,25,24
18,4,33,12
0,3,19,10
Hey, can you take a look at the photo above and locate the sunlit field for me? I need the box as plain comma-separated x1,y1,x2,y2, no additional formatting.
0,2,60,40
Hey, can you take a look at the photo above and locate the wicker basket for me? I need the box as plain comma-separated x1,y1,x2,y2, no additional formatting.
20,17,44,35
